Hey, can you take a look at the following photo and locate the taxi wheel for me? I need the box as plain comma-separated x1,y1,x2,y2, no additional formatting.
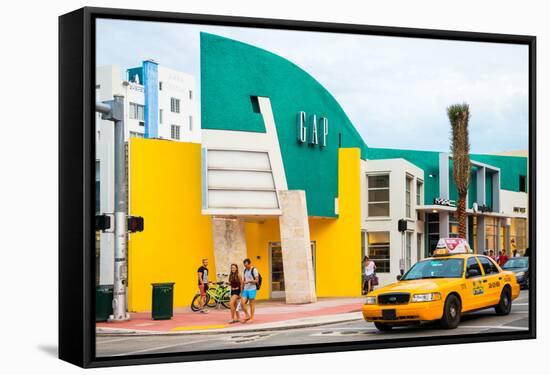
374,322,393,331
440,294,461,329
495,287,512,316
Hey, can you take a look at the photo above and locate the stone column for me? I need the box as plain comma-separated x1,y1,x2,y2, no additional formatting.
278,190,317,304
212,217,248,281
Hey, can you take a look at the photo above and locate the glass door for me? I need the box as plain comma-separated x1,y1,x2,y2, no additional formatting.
269,242,316,299
269,243,285,299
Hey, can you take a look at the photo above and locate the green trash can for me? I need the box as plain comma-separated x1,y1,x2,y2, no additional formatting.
96,285,113,322
151,283,175,320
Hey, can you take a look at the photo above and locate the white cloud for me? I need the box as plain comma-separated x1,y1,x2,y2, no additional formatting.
96,19,528,153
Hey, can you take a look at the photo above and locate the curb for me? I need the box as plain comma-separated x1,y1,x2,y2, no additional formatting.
96,311,364,337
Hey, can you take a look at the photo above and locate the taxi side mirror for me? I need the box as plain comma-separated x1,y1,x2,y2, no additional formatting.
396,274,402,281
467,269,480,278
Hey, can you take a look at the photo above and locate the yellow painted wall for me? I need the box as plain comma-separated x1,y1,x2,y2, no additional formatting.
128,138,215,312
244,219,280,300
310,148,362,297
242,148,362,299
127,141,361,309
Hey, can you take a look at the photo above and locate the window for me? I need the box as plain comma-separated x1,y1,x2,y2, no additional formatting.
171,125,180,140
416,180,423,206
405,231,412,270
406,175,413,218
189,90,193,100
417,233,423,262
189,116,193,131
449,214,459,238
129,131,144,139
159,81,163,91
426,213,440,256
466,257,481,277
477,256,499,275
159,109,163,124
519,175,526,192
367,232,390,273
129,102,144,121
510,218,527,252
170,97,180,113
485,217,498,251
367,174,390,217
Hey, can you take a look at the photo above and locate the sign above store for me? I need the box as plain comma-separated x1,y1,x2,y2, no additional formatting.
433,197,456,207
297,111,328,147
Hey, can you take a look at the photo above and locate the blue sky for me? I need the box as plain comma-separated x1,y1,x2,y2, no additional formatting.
96,19,529,154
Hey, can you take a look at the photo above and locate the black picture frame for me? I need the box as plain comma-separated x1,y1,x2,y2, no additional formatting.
59,6,536,368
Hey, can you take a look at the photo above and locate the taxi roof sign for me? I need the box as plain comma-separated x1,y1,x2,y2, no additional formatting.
433,238,473,255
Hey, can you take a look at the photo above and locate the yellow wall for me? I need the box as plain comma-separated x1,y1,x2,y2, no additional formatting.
310,148,362,297
128,139,215,312
127,141,361,309
242,148,362,299
244,219,280,300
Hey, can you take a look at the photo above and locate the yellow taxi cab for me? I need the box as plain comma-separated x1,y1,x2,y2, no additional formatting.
362,238,520,331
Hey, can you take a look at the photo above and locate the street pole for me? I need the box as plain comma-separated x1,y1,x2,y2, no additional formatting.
96,95,130,321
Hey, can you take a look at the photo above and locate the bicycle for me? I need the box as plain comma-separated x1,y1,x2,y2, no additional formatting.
191,273,231,311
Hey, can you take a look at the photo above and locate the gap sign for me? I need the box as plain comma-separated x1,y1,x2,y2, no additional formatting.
296,111,328,147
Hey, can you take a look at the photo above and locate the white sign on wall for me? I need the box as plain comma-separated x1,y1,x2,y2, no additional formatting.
297,111,328,147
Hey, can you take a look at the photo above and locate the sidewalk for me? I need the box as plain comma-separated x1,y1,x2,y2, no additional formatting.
96,297,365,336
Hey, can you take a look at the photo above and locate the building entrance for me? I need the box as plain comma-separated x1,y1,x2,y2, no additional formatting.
269,241,316,299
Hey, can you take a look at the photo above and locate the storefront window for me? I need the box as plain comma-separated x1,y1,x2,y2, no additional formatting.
485,217,498,252
449,214,459,238
367,175,390,217
367,232,390,273
510,218,527,253
426,213,439,256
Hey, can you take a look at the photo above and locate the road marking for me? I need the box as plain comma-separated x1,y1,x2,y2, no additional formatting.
110,338,215,357
513,303,529,306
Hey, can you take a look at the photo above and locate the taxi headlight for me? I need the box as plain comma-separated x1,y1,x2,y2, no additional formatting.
412,292,441,303
365,296,377,305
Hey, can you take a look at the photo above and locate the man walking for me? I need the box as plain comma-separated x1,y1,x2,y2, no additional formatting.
197,259,209,313
240,258,259,323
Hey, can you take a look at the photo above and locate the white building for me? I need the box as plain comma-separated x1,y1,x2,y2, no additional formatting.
95,61,200,284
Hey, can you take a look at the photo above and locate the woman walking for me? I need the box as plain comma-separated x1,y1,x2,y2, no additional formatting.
363,256,377,295
228,263,242,324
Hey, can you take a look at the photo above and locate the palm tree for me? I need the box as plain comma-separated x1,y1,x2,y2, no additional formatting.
447,103,471,239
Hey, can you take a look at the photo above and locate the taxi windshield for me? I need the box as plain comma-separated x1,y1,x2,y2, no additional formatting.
401,258,465,280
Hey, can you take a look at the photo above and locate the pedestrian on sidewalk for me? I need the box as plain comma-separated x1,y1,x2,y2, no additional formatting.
197,259,209,314
240,258,259,323
498,250,509,267
363,256,377,295
228,263,243,324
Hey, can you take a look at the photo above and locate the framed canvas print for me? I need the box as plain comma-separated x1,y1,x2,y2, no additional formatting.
59,7,536,368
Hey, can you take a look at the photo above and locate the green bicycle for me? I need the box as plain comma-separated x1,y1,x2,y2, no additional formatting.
191,279,231,311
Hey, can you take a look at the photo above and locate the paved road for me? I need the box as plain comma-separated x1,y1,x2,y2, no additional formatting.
96,290,529,357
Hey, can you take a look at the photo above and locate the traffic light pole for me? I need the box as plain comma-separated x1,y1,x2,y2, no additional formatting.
96,95,130,321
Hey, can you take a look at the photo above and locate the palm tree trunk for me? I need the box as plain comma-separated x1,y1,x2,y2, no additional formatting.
457,194,467,239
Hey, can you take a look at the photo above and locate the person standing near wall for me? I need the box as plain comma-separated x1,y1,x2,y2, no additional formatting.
363,256,377,295
197,259,209,314
228,263,242,324
240,258,259,323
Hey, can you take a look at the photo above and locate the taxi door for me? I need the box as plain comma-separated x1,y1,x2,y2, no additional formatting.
462,257,486,311
476,256,502,305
